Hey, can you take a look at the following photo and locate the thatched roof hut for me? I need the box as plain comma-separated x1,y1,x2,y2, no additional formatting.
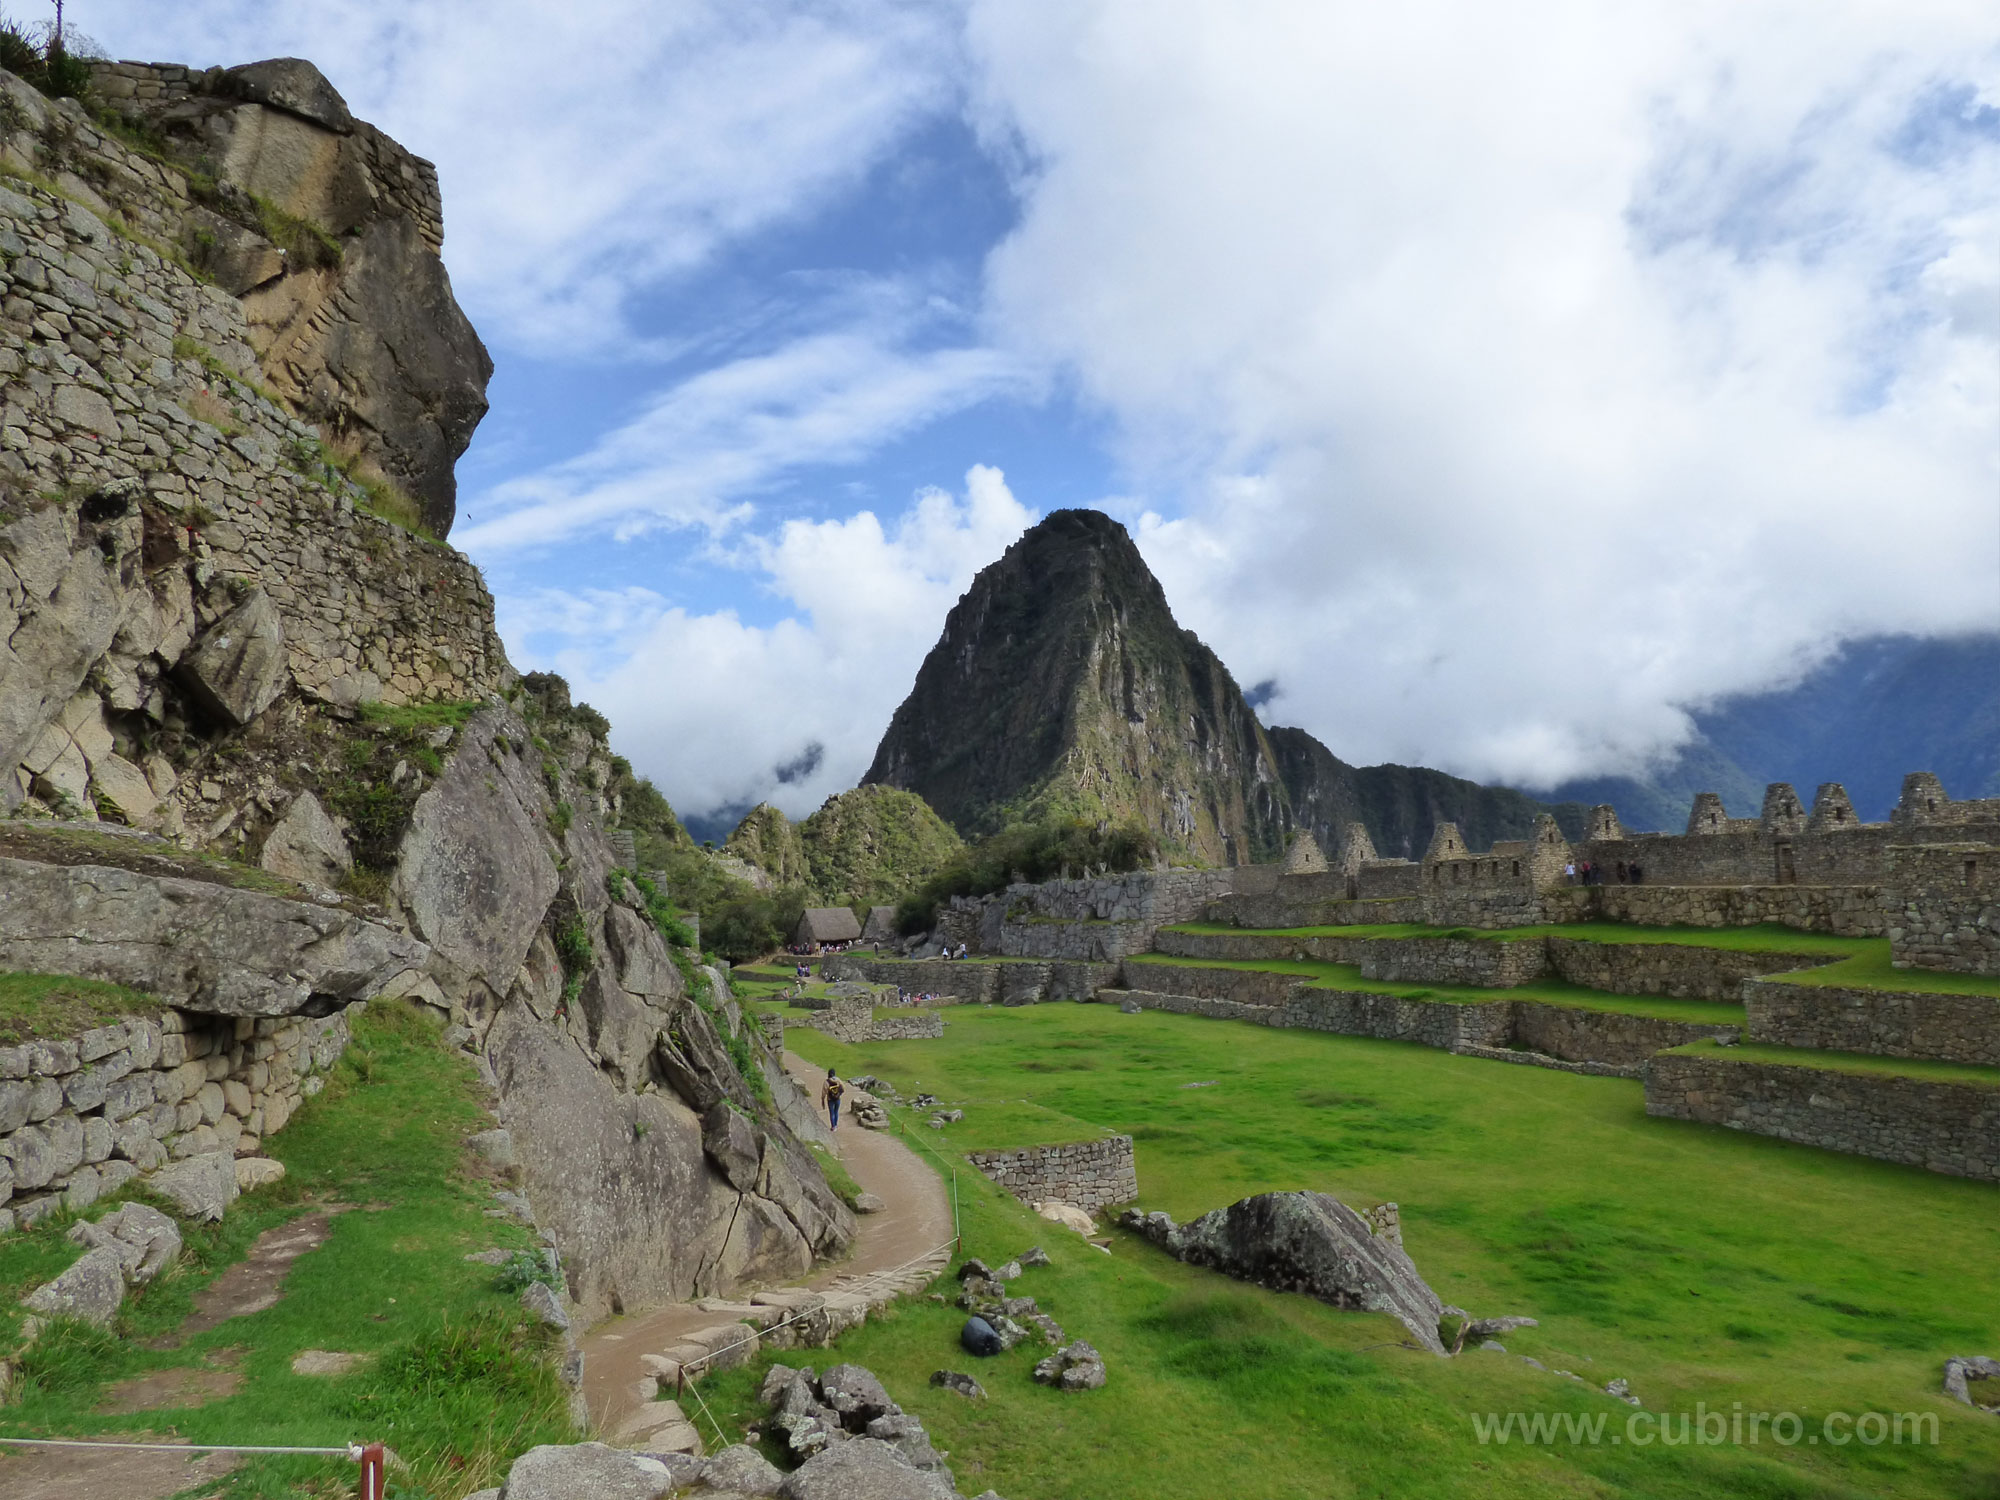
794,907,863,946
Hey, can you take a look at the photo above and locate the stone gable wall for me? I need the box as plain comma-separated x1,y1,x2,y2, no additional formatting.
1885,844,2000,974
966,1135,1137,1213
1743,980,2000,1067
0,1004,350,1232
1644,1050,2000,1183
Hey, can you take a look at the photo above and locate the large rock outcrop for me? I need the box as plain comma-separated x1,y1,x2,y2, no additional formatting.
403,705,853,1319
91,57,492,535
0,852,425,1014
1123,1191,1450,1353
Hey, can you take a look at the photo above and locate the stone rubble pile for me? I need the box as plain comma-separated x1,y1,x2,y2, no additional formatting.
1944,1356,2000,1411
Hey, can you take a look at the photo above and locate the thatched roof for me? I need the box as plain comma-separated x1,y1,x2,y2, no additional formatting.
795,907,863,944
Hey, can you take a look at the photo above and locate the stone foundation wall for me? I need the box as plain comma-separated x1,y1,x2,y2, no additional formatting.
0,1005,350,1231
1106,986,1737,1071
1540,885,1886,937
1885,845,2000,975
817,956,1119,1006
965,1135,1137,1213
1351,936,1545,989
1116,961,1303,1007
1645,1050,2000,1183
1743,981,2000,1067
1546,939,1830,1001
806,994,944,1045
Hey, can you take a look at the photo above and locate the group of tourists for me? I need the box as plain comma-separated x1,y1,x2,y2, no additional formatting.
1565,859,1646,885
936,941,970,960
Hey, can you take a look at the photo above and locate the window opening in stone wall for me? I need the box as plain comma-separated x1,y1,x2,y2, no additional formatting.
1967,859,1978,885
1512,860,1520,877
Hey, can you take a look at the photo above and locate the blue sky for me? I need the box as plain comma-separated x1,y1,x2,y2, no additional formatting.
81,0,2000,828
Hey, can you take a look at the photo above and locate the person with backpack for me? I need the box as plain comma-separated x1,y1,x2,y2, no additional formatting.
820,1068,845,1129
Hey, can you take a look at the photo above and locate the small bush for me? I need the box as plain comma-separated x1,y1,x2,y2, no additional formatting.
493,1250,561,1295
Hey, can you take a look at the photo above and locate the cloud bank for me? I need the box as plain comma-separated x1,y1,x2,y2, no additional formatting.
968,0,2000,788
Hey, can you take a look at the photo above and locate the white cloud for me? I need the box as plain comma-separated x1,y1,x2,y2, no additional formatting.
966,0,2000,786
454,287,1031,552
87,0,963,352
502,466,1036,818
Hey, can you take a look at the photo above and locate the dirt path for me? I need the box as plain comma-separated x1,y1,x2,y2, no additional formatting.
581,1053,955,1433
0,1441,240,1499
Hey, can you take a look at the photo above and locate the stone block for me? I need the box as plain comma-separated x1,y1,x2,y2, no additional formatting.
81,1115,112,1164
195,1080,225,1125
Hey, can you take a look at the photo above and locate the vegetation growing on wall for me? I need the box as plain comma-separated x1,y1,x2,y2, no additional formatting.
897,816,1158,933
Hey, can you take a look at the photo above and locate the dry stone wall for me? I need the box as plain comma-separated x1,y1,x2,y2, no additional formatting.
965,1135,1137,1213
1540,885,1887,937
1645,1049,2000,1183
807,993,944,1045
1545,939,1831,1001
1743,980,2000,1067
0,1004,349,1231
817,955,1118,1006
1885,845,2000,975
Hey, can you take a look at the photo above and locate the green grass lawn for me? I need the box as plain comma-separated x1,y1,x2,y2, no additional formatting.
0,973,161,1045
774,1004,2000,1499
1661,1039,2000,1090
1762,945,2000,998
1124,953,1747,1025
0,1001,569,1499
1165,920,1870,955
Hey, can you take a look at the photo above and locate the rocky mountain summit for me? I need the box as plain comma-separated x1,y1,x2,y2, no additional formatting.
865,510,1583,867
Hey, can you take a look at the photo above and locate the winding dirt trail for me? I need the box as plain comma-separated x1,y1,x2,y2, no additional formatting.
580,1053,955,1434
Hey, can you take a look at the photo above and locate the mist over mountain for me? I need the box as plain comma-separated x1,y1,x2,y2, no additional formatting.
1533,633,2000,829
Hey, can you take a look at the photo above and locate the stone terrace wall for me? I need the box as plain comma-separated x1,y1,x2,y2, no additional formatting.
0,1005,349,1231
1541,885,1886,937
817,956,1118,1006
1117,961,1303,1007
1107,984,1737,1073
0,150,507,713
1886,845,2000,975
805,992,944,1045
1743,981,2000,1067
1351,936,1546,989
1546,939,1833,1001
965,1135,1137,1213
1645,1050,2000,1183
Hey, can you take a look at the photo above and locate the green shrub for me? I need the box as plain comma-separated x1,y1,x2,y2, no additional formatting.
898,816,1158,932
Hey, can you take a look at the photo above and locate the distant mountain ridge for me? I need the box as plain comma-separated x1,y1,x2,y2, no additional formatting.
864,509,1586,865
1534,633,2000,829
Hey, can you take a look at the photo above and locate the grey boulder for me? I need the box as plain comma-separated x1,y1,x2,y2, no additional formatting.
148,1149,240,1222
1943,1356,2000,1405
0,855,427,1016
1031,1341,1106,1391
177,590,288,727
21,1243,126,1325
498,1442,673,1500
1123,1191,1451,1354
260,791,353,886
697,1444,784,1496
777,1439,957,1500
69,1201,181,1283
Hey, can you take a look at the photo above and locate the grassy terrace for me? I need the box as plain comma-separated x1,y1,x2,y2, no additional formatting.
1661,1038,2000,1090
0,1001,568,1497
1761,945,2000,996
1165,919,1869,955
769,1005,2000,1498
1123,953,1746,1025
0,973,161,1045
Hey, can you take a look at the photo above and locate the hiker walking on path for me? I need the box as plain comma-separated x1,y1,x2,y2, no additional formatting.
821,1068,845,1129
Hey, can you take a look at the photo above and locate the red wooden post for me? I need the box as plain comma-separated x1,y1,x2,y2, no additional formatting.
358,1442,386,1500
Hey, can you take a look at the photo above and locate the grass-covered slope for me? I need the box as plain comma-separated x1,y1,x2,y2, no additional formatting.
0,1001,569,1498
768,1004,2000,1499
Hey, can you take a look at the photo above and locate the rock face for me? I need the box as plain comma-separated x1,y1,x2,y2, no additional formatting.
864,509,1582,866
0,855,426,1015
422,706,852,1320
1123,1191,1450,1354
92,57,493,535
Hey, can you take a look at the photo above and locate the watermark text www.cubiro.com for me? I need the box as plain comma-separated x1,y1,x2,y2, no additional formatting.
1471,1404,1939,1448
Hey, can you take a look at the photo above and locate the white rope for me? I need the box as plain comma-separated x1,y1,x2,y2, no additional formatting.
0,1436,360,1456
